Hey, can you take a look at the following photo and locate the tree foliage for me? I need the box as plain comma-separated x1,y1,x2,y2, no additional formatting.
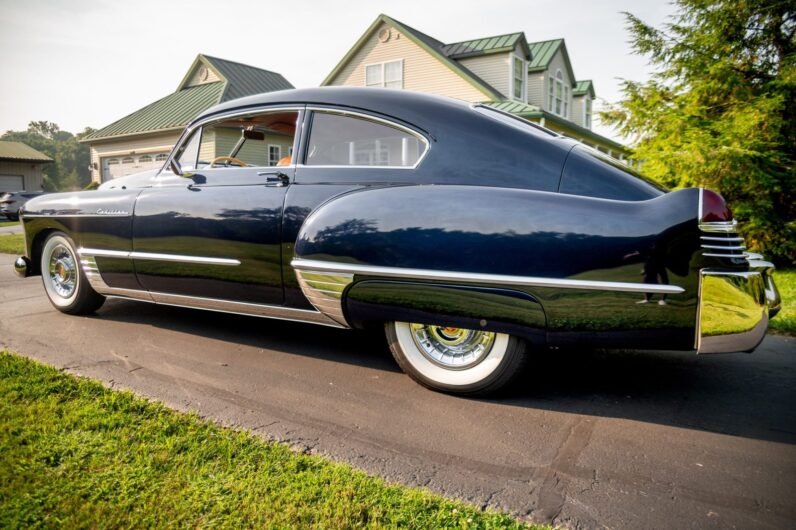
1,122,95,192
601,0,795,264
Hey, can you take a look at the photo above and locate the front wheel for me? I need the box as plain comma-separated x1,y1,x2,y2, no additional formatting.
40,232,105,314
385,322,527,395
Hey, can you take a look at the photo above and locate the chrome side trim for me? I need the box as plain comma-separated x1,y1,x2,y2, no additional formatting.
291,259,685,294
294,269,354,327
22,213,131,218
703,252,749,259
131,252,240,266
699,220,738,233
79,248,240,266
701,244,746,250
699,236,744,242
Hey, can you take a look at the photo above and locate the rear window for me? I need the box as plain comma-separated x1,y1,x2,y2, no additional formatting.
559,145,666,201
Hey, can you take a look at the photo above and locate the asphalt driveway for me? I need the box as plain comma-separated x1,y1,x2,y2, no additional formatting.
1,253,794,529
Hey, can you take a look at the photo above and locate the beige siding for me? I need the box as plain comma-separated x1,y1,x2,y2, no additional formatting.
527,72,545,108
459,53,509,98
0,161,45,191
571,95,585,128
326,22,490,102
89,131,181,183
209,128,293,167
185,63,221,87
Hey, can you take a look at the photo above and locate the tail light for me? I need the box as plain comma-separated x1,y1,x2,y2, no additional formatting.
699,189,732,222
699,188,746,259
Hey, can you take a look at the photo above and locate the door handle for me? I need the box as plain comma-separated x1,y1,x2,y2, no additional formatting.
258,171,290,187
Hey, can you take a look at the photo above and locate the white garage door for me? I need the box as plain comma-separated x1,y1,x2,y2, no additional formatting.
102,153,169,181
0,175,24,192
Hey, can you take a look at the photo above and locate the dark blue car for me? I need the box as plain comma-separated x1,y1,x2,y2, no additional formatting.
14,88,781,395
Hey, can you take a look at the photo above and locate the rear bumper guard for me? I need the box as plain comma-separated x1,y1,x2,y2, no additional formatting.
696,260,779,353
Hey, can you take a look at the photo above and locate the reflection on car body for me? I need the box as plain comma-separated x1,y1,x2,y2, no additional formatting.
13,88,781,395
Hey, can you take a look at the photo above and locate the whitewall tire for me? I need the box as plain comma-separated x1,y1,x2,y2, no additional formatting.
40,232,105,314
385,321,527,395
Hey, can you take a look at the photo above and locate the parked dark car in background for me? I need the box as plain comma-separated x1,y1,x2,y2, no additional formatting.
13,88,781,395
1,191,45,221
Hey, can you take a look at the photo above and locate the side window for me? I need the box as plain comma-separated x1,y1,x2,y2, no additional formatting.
174,129,201,172
198,111,298,168
305,112,426,167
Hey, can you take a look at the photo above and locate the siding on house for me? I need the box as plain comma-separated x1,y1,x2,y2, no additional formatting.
458,53,510,98
208,128,293,167
0,161,45,191
571,95,585,128
327,22,489,102
527,71,545,108
542,49,575,118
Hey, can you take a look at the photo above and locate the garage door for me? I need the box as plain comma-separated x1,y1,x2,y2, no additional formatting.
101,153,169,181
0,175,24,192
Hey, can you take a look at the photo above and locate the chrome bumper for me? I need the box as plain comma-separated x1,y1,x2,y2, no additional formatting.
696,259,779,354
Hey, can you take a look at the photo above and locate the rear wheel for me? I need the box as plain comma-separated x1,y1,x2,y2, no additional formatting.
40,232,105,314
385,321,527,395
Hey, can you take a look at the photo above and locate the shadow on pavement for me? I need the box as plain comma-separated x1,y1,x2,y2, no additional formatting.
96,298,796,445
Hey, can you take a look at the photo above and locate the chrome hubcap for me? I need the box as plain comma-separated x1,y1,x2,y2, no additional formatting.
410,324,496,369
48,244,77,298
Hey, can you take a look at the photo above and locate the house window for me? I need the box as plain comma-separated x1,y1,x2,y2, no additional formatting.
107,159,119,165
268,145,282,166
584,97,592,128
512,56,526,101
121,157,134,164
365,60,403,89
550,70,570,118
138,155,152,163
155,153,168,162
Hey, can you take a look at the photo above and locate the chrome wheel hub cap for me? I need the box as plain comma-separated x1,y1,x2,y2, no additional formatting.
48,245,77,298
410,324,496,369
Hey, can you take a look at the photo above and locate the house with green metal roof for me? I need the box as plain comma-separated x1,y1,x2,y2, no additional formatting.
0,141,52,192
323,14,627,158
82,54,293,183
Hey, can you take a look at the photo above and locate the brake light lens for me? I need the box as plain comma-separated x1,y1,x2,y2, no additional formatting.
700,189,732,222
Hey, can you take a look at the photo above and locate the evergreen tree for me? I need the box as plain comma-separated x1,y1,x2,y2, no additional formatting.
601,0,795,264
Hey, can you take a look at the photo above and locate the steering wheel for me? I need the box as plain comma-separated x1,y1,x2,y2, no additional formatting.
209,156,249,168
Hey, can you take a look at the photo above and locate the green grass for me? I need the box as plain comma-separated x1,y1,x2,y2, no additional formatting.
0,220,19,228
0,233,24,254
770,269,795,335
0,352,542,529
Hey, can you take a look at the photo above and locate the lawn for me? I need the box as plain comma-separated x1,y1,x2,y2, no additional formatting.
0,352,540,529
0,220,19,228
770,269,795,335
0,233,24,254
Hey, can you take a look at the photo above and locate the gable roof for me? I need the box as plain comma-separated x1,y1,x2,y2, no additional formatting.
441,32,530,60
321,14,504,100
573,79,595,98
84,54,293,143
0,141,52,162
527,39,576,83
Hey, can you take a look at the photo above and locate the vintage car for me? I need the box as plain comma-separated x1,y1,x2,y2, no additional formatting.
14,87,781,395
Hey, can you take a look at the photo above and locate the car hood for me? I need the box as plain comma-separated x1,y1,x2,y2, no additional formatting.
98,169,160,190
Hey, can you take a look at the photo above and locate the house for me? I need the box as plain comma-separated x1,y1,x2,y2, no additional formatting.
82,55,294,183
323,14,627,159
0,141,52,192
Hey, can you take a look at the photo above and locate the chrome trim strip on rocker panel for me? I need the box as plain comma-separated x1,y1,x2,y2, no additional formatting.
77,249,342,327
290,259,685,294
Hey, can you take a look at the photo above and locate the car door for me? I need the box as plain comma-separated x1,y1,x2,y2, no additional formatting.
131,107,302,305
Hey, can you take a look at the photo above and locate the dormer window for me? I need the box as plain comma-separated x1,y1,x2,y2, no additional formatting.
584,96,592,128
511,55,526,101
548,70,568,118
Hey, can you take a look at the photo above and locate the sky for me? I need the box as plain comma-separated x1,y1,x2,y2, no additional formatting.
0,0,676,143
